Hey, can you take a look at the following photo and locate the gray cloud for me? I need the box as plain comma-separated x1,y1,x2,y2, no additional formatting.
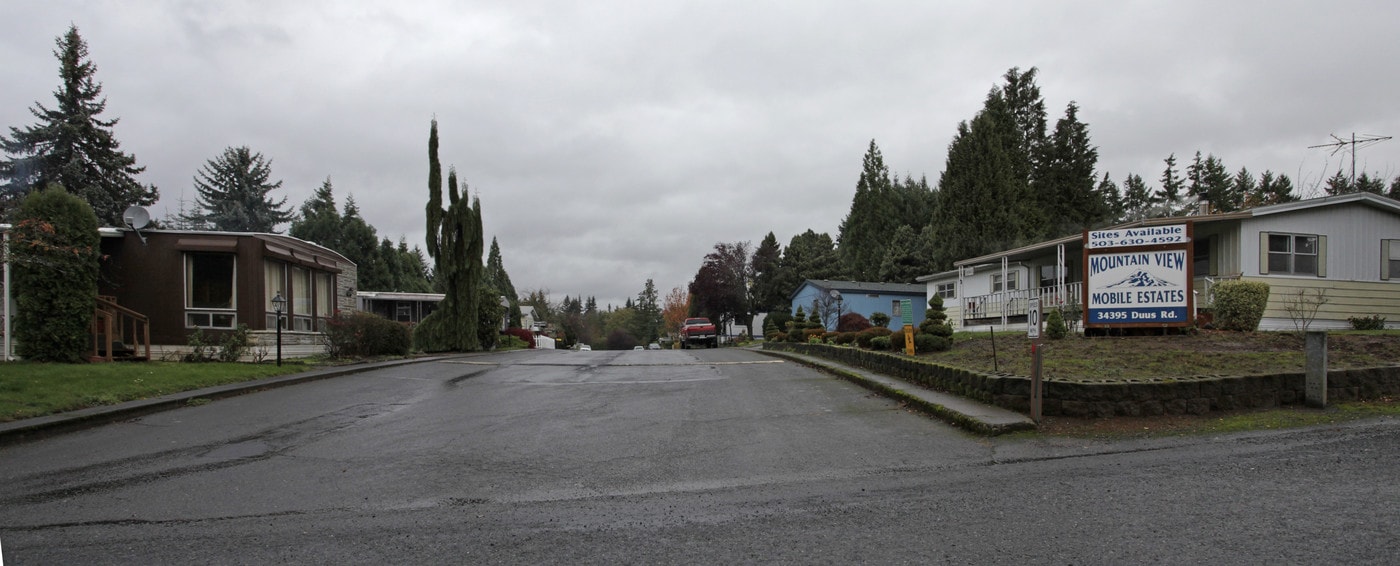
4,1,1398,309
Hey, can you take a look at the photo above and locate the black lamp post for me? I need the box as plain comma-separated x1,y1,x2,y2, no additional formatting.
271,291,286,366
829,289,843,331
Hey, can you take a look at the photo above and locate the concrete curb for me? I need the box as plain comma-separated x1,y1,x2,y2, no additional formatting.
757,349,1037,436
0,355,461,446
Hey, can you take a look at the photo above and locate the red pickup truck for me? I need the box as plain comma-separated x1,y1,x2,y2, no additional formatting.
679,317,718,349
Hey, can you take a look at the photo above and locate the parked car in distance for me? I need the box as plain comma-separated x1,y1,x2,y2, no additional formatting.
633,346,644,350
647,343,661,350
579,344,591,351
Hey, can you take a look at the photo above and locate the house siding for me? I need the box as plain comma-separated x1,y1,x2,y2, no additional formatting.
1242,205,1400,281
1248,276,1400,331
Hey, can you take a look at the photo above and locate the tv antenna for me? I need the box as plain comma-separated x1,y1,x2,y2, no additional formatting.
1309,132,1392,188
122,205,151,245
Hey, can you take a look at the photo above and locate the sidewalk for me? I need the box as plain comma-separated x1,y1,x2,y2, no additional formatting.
757,349,1036,436
0,355,455,446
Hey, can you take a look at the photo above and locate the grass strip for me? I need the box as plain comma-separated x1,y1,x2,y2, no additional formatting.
0,361,311,422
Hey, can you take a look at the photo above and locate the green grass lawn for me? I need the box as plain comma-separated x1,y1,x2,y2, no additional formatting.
0,361,311,422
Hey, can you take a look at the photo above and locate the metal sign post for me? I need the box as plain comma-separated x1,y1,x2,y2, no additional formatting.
1027,297,1043,423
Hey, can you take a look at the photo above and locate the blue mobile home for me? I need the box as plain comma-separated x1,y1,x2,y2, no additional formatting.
789,279,928,331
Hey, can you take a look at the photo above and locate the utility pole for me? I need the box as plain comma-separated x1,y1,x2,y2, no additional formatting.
1309,133,1392,188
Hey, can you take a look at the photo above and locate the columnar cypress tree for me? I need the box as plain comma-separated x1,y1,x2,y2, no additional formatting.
1,26,158,224
414,120,485,351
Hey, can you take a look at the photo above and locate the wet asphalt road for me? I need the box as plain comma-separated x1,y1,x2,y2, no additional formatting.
1,348,1397,564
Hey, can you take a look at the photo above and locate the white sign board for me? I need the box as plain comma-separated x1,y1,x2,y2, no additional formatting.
1027,297,1041,339
1087,224,1189,249
1086,249,1189,324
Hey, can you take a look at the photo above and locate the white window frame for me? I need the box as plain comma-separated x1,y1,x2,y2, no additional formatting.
935,282,956,299
1384,240,1400,281
992,272,1019,293
1260,232,1326,277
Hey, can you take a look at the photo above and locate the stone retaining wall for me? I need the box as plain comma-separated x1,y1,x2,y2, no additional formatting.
763,342,1400,417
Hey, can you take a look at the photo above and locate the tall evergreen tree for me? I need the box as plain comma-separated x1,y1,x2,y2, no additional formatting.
1034,101,1101,234
1,25,158,224
634,279,662,344
1160,153,1184,207
289,178,343,249
749,231,786,313
186,146,294,232
1121,173,1154,221
341,195,390,290
1096,172,1122,225
485,237,522,327
413,120,486,352
1233,167,1257,208
775,230,841,297
931,88,1035,269
1185,152,1236,212
876,224,927,283
837,140,896,280
1254,170,1297,206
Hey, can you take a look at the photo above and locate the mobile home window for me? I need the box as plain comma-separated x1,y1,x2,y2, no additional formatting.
185,252,236,328
935,282,956,299
1384,240,1400,281
992,272,1018,292
265,260,287,329
291,266,313,331
1267,233,1318,275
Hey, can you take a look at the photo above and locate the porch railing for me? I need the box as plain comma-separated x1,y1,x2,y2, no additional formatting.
961,282,1083,325
91,295,151,362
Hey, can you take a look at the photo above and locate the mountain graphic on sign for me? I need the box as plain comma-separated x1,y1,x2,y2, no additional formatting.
1105,269,1174,288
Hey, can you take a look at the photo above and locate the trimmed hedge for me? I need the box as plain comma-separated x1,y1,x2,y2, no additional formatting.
12,186,100,363
1214,280,1270,331
326,311,411,357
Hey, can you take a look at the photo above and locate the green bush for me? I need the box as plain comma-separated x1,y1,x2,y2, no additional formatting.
12,186,100,363
919,295,954,338
913,332,951,353
832,332,858,345
1348,314,1387,331
802,328,826,343
870,336,891,350
1213,280,1271,331
329,311,411,357
1045,309,1068,340
855,327,892,349
869,312,891,328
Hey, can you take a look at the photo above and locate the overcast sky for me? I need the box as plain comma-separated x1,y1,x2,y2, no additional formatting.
4,1,1398,309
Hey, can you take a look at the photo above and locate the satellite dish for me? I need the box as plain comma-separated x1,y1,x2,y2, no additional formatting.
122,205,151,229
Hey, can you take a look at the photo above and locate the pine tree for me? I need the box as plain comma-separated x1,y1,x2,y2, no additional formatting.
485,237,522,327
749,232,785,313
1034,101,1101,235
1255,171,1297,206
932,89,1034,269
876,224,926,283
837,140,896,280
1233,167,1258,208
1160,153,1184,207
1096,172,1122,225
1121,173,1154,220
1,25,158,224
289,178,343,249
186,146,294,232
341,195,390,290
634,278,662,343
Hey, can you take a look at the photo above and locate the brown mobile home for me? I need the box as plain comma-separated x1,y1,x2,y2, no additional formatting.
97,229,358,354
